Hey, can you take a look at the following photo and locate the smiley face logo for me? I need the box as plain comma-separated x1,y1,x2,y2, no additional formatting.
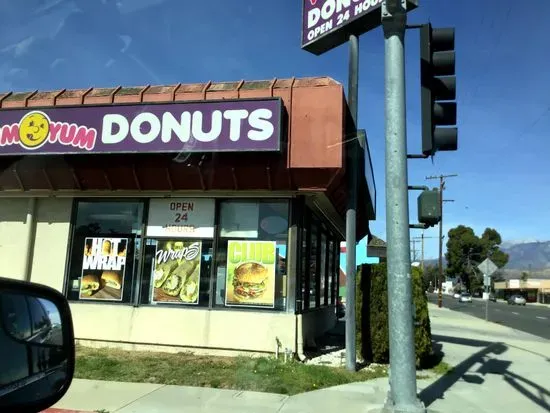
18,111,51,149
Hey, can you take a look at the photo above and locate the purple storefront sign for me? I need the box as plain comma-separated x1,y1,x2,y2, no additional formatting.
0,98,282,156
302,0,417,55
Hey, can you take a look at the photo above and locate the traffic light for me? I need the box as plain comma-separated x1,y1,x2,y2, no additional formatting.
417,188,441,227
420,24,457,156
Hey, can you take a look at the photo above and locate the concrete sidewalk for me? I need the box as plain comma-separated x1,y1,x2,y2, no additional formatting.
46,303,550,413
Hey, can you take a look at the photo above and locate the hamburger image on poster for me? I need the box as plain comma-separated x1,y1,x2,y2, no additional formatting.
225,240,276,308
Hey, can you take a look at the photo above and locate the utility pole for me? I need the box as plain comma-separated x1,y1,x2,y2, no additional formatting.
344,33,359,373
426,174,457,307
411,232,437,271
410,239,418,262
381,1,424,412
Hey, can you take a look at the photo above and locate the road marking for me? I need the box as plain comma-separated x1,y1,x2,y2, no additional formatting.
512,312,519,315
536,316,547,320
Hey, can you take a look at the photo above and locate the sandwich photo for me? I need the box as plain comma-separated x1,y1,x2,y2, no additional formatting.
81,274,100,296
101,271,122,290
153,260,179,288
179,266,200,303
161,259,198,297
232,262,268,301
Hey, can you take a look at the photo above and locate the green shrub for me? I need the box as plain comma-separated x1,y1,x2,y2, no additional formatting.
356,263,433,368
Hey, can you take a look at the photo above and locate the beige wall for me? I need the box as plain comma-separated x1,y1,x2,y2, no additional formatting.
0,198,32,280
494,279,550,290
71,302,297,354
30,198,72,291
0,195,336,355
0,197,72,289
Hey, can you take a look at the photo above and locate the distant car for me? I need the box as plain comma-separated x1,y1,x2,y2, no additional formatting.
459,293,472,303
453,292,461,299
507,295,526,306
489,293,497,302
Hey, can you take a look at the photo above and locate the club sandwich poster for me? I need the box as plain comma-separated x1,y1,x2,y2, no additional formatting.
80,237,128,301
225,240,276,308
151,240,202,305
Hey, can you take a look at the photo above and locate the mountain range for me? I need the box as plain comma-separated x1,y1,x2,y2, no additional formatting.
422,241,550,278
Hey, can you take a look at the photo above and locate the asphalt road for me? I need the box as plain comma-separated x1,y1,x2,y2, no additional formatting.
428,293,550,340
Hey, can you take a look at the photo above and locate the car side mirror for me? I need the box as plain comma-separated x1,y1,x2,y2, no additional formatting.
0,277,75,412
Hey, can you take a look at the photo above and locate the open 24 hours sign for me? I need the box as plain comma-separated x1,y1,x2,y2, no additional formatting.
147,198,215,238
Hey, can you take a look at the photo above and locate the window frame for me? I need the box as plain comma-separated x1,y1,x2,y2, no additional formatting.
331,238,339,305
322,232,329,307
211,198,292,312
62,196,304,313
63,198,148,306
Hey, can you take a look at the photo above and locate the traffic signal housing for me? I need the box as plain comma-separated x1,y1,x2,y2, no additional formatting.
418,188,441,227
420,24,457,156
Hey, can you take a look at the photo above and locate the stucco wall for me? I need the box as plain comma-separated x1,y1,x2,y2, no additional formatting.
0,198,31,280
0,196,338,355
30,198,72,291
0,197,71,286
70,302,297,354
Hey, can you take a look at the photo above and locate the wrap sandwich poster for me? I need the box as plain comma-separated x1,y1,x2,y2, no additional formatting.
225,240,277,308
80,237,128,301
151,240,202,304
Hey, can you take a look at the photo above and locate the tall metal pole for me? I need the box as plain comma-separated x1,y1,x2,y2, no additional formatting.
381,1,424,411
438,176,444,307
345,33,359,372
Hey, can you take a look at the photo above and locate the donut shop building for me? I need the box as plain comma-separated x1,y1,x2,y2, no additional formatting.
0,77,376,357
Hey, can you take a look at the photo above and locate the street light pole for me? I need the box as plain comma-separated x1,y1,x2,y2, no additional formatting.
381,1,424,411
344,33,359,373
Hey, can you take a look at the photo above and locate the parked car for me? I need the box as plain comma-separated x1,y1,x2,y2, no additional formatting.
459,293,472,303
489,293,497,302
453,292,461,299
507,295,526,306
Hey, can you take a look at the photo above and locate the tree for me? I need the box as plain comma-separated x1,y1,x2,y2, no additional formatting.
445,226,481,290
445,225,508,291
521,271,529,282
480,228,509,268
356,263,433,367
422,265,438,292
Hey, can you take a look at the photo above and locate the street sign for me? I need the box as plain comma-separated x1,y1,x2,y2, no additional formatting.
483,275,491,287
478,258,498,277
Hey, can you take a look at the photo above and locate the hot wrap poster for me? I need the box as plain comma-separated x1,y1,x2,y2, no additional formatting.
225,240,277,308
80,237,128,301
151,240,202,305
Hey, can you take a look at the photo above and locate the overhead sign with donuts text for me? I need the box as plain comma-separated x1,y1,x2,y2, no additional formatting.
301,0,418,55
0,98,282,155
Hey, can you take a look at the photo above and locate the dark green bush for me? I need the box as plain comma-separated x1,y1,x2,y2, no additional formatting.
356,263,433,368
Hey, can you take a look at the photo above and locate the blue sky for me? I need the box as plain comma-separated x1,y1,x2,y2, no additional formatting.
0,0,547,261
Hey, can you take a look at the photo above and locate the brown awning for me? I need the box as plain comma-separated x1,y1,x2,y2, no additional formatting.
0,77,375,240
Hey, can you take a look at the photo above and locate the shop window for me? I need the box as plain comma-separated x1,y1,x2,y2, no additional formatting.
299,210,310,312
139,239,213,307
320,233,327,306
139,197,216,307
214,200,289,311
309,221,319,309
65,201,144,303
328,239,335,305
